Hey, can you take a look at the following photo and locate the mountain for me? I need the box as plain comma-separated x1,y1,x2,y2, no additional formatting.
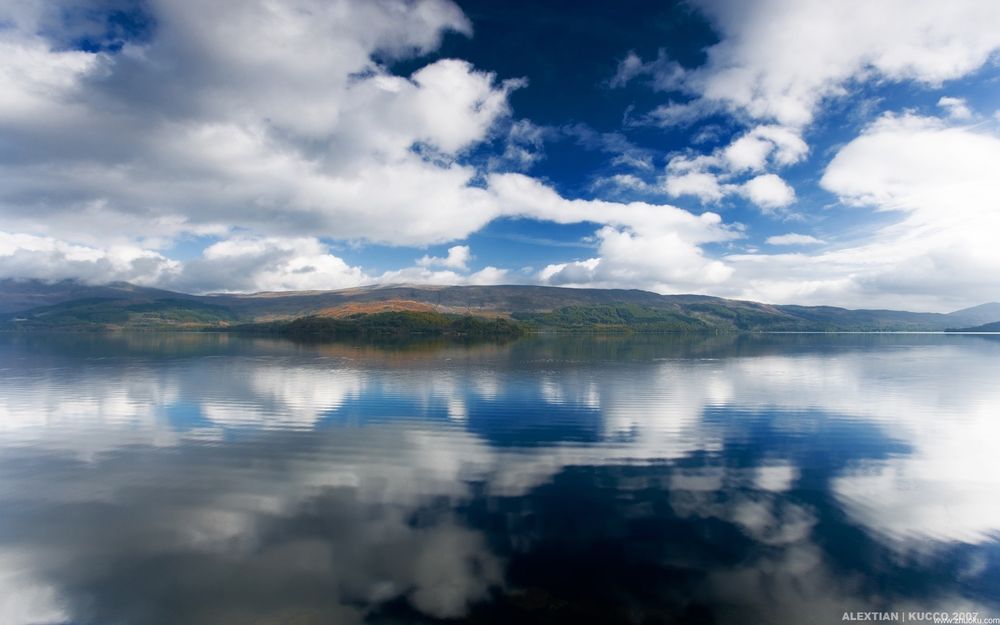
0,279,196,314
946,320,1000,333
2,279,998,332
945,302,1000,327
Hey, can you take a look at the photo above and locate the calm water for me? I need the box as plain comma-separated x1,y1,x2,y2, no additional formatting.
0,333,998,625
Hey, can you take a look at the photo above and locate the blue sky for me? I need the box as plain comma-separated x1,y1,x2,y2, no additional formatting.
1,0,999,310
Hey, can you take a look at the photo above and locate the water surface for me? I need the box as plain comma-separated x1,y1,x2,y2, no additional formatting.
1,333,998,624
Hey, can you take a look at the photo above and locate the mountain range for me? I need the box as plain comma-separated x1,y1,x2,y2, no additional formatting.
1,279,998,333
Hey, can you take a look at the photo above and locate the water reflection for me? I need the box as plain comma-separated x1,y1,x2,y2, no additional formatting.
0,333,998,624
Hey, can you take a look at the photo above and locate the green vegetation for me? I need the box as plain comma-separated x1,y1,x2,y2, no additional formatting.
1,298,236,331
514,304,713,332
945,321,1000,332
4,281,998,335
232,311,525,340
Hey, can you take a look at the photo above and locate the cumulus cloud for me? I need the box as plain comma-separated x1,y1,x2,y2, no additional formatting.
650,0,1000,228
417,245,472,270
376,264,510,287
661,125,804,208
0,230,516,293
740,174,796,211
489,173,737,292
169,237,368,293
663,171,728,203
0,0,756,297
687,0,1000,127
0,0,517,247
4,0,998,309
724,114,1000,310
937,96,973,120
0,231,178,285
378,244,509,286
722,126,809,171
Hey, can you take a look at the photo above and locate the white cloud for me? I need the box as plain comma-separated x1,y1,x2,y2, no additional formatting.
663,171,727,202
723,126,809,171
661,125,806,207
379,245,509,286
0,231,178,285
465,266,510,285
687,0,1000,126
538,226,734,292
766,233,824,246
375,264,509,287
820,114,999,221
489,173,738,293
648,0,1000,237
171,237,368,293
417,245,471,270
490,173,736,247
723,114,1000,310
937,96,973,120
740,174,796,211
0,0,517,247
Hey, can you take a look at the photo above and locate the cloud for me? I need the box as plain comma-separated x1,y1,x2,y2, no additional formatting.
591,173,658,195
820,113,999,221
169,237,368,293
740,174,796,211
723,114,1000,310
0,231,178,285
765,234,824,246
487,173,737,292
377,246,509,287
538,226,734,292
490,173,736,246
722,126,809,171
937,96,973,120
376,264,509,287
640,100,720,128
608,50,685,91
417,245,471,270
663,171,728,202
644,0,1000,234
687,0,1000,127
490,119,550,171
661,125,805,207
0,0,519,247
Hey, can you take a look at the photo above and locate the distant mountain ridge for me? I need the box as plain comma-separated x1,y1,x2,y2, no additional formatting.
946,320,1000,333
1,279,998,332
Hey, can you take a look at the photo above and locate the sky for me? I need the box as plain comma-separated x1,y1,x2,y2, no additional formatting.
0,0,999,311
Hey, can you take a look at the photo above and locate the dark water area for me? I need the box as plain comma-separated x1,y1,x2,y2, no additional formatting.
0,333,998,624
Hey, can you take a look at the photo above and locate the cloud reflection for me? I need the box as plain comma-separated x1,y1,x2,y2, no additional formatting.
0,334,998,623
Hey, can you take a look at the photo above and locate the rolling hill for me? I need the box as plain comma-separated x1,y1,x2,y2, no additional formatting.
946,320,1000,333
1,279,998,333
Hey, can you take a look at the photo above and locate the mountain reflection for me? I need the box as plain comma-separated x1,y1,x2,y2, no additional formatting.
0,334,997,624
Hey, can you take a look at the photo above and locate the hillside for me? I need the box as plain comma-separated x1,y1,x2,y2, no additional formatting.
0,279,197,314
1,279,998,333
236,311,525,340
3,297,236,330
946,320,1000,333
945,302,1000,327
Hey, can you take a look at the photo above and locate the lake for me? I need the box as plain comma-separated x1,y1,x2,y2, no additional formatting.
0,333,998,624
